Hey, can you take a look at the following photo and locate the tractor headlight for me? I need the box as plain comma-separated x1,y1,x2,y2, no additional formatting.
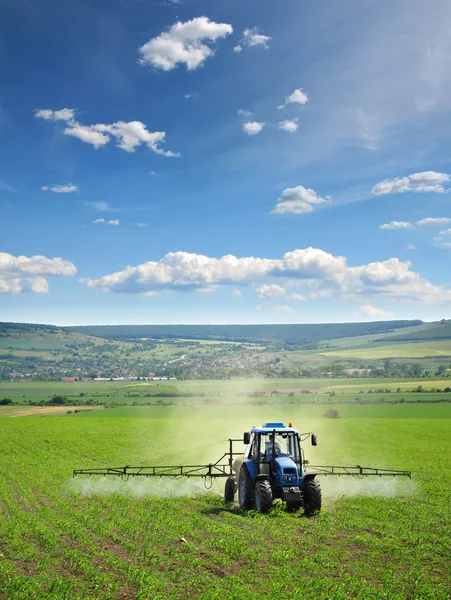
283,475,288,481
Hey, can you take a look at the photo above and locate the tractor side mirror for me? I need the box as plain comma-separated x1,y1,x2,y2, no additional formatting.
311,434,318,446
243,432,251,445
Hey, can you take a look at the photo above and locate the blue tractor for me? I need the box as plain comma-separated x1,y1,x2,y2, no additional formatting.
228,422,321,514
74,420,411,514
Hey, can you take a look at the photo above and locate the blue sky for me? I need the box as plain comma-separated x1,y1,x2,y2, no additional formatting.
1,0,451,325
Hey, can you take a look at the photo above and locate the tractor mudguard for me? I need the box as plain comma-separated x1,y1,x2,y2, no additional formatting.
302,473,317,481
232,456,244,476
256,474,270,481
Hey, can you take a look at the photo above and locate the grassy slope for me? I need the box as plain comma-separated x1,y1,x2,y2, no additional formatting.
324,340,451,358
0,406,449,599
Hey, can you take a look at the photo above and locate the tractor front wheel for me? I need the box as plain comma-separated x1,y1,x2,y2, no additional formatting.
224,477,235,503
238,466,253,509
254,480,273,513
303,478,322,515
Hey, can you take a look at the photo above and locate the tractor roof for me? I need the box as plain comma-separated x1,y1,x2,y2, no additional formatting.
251,422,299,434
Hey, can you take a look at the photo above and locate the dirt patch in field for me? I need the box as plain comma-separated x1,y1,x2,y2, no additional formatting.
6,406,103,417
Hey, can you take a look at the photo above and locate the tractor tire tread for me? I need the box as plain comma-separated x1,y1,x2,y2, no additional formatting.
303,478,322,515
254,480,273,513
224,477,235,503
238,466,254,509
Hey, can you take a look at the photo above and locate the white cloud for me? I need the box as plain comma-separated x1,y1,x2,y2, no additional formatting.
417,217,451,226
289,293,306,301
277,88,309,110
234,27,271,53
358,304,395,318
243,28,271,48
243,121,264,136
434,236,451,250
372,171,450,195
108,219,120,226
238,109,252,117
256,283,286,300
93,218,105,224
64,123,111,149
42,184,78,194
406,244,417,250
271,185,331,215
273,305,295,314
0,252,76,294
134,222,148,228
139,17,233,71
439,228,451,235
278,119,298,133
37,110,179,156
232,289,242,297
86,201,117,212
379,221,413,230
83,247,451,305
184,92,198,99
35,108,75,121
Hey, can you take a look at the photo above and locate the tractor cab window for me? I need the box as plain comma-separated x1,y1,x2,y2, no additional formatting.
261,432,300,464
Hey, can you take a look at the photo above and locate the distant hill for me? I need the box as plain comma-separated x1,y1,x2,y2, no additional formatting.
377,321,451,343
0,322,112,350
66,320,423,346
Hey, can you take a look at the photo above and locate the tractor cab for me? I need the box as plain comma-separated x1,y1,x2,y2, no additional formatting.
231,421,321,513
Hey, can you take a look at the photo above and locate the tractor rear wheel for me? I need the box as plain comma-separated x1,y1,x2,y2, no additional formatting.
303,478,322,515
254,480,273,513
224,477,235,503
238,466,253,509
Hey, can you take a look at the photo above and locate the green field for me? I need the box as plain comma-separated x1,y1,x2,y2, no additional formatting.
2,378,451,404
0,400,449,599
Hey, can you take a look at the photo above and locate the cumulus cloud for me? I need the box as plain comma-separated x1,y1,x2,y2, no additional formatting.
256,283,286,300
372,171,450,195
93,218,105,224
36,110,179,156
358,304,395,318
64,123,110,149
0,252,76,294
379,221,413,230
134,222,148,228
42,184,78,194
35,108,75,121
233,45,242,53
232,289,242,297
271,185,331,215
277,88,309,110
278,119,298,133
238,109,252,117
139,17,232,71
243,121,264,136
107,219,120,226
83,247,451,304
289,293,306,301
406,244,417,250
417,217,451,226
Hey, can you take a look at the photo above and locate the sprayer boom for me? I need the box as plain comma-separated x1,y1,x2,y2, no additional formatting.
73,463,233,479
307,465,411,478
